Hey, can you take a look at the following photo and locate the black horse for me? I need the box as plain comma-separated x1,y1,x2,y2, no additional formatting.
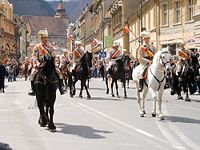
170,55,198,101
70,51,93,98
34,56,58,132
106,57,127,98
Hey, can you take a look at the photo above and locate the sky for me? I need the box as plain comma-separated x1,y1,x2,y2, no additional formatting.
45,0,73,1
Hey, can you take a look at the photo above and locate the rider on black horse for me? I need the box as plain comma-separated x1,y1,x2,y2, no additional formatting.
28,29,65,96
106,44,126,78
72,41,87,78
175,40,191,82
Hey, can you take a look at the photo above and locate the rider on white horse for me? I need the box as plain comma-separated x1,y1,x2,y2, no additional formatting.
137,31,157,92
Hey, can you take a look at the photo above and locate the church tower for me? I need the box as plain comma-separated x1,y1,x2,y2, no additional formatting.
55,0,68,19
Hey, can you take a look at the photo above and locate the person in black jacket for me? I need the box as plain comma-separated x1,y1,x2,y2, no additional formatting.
0,59,6,93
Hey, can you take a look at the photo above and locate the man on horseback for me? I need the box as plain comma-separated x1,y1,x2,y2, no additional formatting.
137,31,157,92
72,41,86,75
28,29,65,95
106,44,123,77
175,40,191,81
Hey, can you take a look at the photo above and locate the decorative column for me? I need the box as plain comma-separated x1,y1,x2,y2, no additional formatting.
194,0,200,48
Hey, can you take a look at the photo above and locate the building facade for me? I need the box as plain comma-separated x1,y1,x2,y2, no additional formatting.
129,0,198,57
0,0,16,64
22,1,69,57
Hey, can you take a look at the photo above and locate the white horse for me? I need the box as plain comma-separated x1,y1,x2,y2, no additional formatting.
132,47,171,120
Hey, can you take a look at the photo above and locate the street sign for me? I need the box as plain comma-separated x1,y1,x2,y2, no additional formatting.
101,52,106,58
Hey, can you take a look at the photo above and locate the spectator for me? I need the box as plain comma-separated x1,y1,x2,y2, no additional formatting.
0,59,6,93
7,63,13,82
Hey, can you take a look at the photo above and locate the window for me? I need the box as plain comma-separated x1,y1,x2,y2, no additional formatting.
148,12,151,30
162,4,168,25
153,8,156,28
187,0,193,21
175,1,181,23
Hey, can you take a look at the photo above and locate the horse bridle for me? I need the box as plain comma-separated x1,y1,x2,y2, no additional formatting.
160,51,171,68
150,51,170,91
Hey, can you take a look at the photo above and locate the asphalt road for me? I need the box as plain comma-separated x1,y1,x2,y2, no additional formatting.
0,78,199,150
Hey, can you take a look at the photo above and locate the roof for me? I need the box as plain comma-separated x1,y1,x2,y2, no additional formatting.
22,16,68,36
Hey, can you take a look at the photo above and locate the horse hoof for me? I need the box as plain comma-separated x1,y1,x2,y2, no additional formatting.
178,96,183,100
50,129,56,132
185,98,191,102
140,114,144,117
143,111,146,114
87,95,91,99
124,95,127,98
79,95,83,98
106,90,109,94
152,113,156,117
117,95,120,98
160,116,165,120
112,94,115,97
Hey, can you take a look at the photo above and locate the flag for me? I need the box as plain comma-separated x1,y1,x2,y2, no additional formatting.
124,25,129,34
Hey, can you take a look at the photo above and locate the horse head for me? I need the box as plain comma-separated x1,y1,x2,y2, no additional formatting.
43,56,55,75
154,47,171,70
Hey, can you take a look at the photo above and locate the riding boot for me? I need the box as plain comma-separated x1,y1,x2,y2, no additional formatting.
138,79,144,92
28,81,36,96
59,79,65,95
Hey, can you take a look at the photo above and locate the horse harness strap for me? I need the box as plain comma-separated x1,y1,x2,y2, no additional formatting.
150,68,166,91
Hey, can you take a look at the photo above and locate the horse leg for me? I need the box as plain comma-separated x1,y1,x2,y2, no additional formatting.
185,87,191,102
106,77,109,94
111,80,115,97
37,96,48,127
135,81,144,117
157,90,165,120
123,80,127,98
114,80,119,98
84,79,91,99
127,79,129,89
45,104,50,124
72,79,78,96
149,88,157,117
68,76,73,97
48,98,56,132
87,79,89,88
79,80,83,98
142,87,148,116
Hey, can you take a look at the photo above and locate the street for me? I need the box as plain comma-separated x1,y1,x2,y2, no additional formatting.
0,78,200,150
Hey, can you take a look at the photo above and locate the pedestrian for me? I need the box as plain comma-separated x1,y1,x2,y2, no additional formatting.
7,63,13,82
0,59,6,93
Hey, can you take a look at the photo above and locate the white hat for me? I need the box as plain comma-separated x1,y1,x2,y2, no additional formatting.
177,40,186,45
140,31,150,39
75,41,82,45
38,29,48,38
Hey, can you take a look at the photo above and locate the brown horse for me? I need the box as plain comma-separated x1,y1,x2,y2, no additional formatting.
60,61,72,91
21,61,30,81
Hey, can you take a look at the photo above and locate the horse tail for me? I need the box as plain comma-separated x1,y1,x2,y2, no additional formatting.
108,76,112,89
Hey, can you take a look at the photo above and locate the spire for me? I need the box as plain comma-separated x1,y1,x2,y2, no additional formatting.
54,0,68,19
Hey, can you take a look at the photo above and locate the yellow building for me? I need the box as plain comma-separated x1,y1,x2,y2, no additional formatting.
129,0,198,57
0,0,16,64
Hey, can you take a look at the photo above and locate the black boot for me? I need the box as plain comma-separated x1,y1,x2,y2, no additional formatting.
28,81,36,96
138,79,144,92
59,79,65,95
